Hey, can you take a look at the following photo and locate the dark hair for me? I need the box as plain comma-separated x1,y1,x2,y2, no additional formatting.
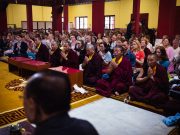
131,18,135,22
78,40,84,46
17,34,23,38
35,34,41,40
122,39,128,43
155,46,169,61
45,33,49,36
102,42,109,53
64,41,71,46
25,70,71,114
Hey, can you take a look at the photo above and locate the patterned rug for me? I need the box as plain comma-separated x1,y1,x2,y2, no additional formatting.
0,108,25,128
5,78,26,92
83,85,164,115
0,78,102,128
0,61,164,128
0,62,103,127
0,62,23,113
0,79,164,127
0,90,101,128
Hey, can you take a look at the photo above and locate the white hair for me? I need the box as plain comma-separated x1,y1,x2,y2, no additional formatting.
51,40,57,46
86,44,95,50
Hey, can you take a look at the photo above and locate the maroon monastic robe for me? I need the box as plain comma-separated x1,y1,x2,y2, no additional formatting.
36,44,49,62
128,63,169,106
49,48,61,67
83,53,103,86
96,57,133,97
61,49,79,69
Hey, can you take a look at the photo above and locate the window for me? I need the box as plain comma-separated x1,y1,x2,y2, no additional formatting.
21,21,52,32
75,16,87,29
105,15,115,30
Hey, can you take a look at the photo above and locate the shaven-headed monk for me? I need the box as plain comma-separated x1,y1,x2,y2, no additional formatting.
49,40,61,67
34,35,49,62
82,44,103,86
128,54,169,107
23,70,98,135
96,46,133,97
61,41,79,69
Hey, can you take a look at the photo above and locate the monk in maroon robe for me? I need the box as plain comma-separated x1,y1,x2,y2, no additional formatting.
61,41,79,69
34,36,49,62
141,39,152,75
49,41,61,67
82,44,103,86
96,46,133,97
128,54,169,106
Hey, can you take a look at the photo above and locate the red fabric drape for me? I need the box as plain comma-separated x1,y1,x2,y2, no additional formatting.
26,4,33,32
63,5,68,32
52,5,62,33
175,6,180,35
157,0,176,38
92,0,104,35
0,9,7,33
133,0,140,35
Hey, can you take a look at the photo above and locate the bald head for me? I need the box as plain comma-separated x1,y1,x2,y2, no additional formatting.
24,70,71,123
148,53,158,60
147,54,158,68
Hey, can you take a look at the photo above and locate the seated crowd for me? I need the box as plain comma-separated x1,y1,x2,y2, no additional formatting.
0,29,180,109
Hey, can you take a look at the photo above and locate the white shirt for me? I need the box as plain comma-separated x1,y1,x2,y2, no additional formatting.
110,41,116,50
147,42,154,53
174,47,180,58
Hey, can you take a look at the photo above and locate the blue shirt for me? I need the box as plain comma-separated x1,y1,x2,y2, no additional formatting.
124,50,136,67
102,51,112,64
159,60,170,70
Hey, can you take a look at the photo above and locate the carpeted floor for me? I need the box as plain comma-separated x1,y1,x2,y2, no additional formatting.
0,61,177,134
69,98,174,135
0,62,102,127
0,62,23,113
83,85,164,115
0,98,177,135
0,93,102,128
0,61,165,128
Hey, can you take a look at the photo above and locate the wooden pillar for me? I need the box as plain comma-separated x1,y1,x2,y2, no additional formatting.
157,0,176,38
133,0,140,35
175,6,180,35
26,4,33,32
52,5,63,33
0,1,8,33
63,5,68,32
92,0,104,35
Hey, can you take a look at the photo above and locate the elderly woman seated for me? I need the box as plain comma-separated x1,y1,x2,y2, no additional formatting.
96,46,133,97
